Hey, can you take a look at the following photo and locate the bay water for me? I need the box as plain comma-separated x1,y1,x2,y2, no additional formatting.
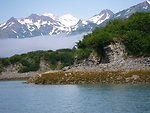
0,81,150,113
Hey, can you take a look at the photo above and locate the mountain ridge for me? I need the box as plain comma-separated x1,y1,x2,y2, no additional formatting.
0,0,150,39
0,9,114,38
112,0,150,19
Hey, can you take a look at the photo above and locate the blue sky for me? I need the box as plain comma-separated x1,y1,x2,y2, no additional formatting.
0,0,145,23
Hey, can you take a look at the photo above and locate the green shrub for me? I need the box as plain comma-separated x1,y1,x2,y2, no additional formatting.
0,65,4,73
18,66,30,73
0,58,10,66
75,48,92,60
10,55,22,64
123,30,150,56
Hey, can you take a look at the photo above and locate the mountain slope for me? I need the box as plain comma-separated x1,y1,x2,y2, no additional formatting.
98,0,150,29
113,0,150,19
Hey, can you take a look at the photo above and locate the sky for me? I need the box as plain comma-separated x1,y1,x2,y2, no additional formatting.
0,0,146,23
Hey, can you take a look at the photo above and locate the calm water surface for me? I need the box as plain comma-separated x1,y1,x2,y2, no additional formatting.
0,81,150,113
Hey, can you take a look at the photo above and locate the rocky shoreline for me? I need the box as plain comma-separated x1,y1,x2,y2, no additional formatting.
27,70,150,85
27,56,150,85
0,57,150,84
67,57,150,72
0,71,38,81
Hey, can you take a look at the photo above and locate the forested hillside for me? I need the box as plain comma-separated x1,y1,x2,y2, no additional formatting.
0,49,75,73
77,13,150,58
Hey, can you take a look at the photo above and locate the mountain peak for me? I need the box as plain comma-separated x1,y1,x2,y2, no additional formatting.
43,13,57,20
28,14,39,18
7,17,18,23
59,14,79,27
100,9,114,15
89,9,114,25
60,14,78,20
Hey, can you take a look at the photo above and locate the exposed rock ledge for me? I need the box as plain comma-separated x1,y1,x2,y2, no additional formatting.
27,70,150,85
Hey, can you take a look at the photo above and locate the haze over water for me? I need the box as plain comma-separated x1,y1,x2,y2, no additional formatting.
0,34,84,57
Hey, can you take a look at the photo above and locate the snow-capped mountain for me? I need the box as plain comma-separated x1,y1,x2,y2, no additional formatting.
0,13,74,38
72,0,150,34
0,10,113,38
88,9,114,25
0,0,150,39
70,9,114,35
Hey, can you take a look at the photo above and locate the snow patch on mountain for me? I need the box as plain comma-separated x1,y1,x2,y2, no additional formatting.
12,29,17,33
126,9,131,13
49,28,55,35
19,19,30,24
115,13,121,18
97,13,110,24
89,14,104,24
1,22,14,30
59,14,79,27
1,25,8,30
143,5,148,9
28,25,35,31
8,22,15,27
0,23,5,28
19,19,41,29
82,21,88,25
147,0,150,4
22,28,26,33
106,12,111,19
34,21,41,29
